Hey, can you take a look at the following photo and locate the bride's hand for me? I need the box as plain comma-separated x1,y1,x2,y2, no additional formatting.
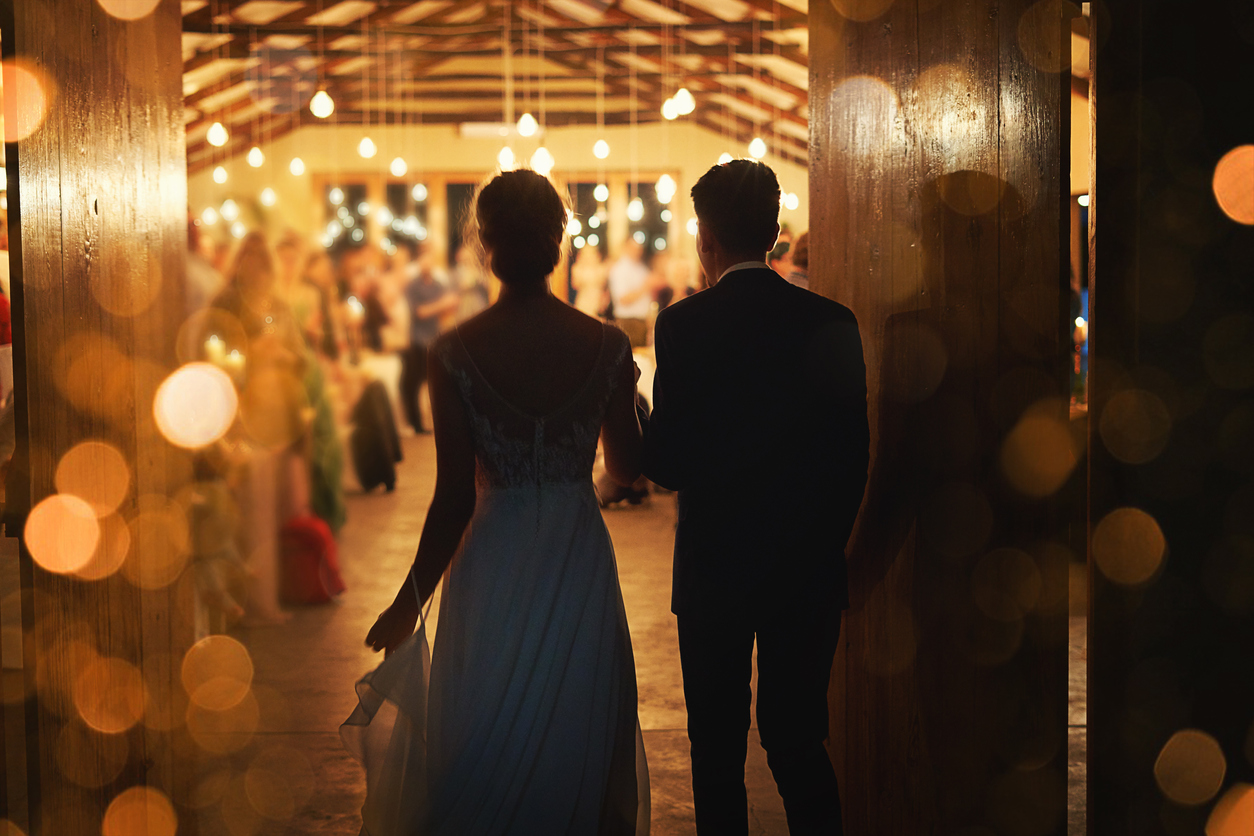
365,603,418,657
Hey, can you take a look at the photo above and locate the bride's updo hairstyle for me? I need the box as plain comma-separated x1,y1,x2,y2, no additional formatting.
472,169,567,285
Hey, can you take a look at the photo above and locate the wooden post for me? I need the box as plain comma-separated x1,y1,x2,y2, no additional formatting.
811,0,1071,830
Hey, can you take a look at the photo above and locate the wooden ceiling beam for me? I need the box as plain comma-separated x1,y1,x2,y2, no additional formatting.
182,14,805,37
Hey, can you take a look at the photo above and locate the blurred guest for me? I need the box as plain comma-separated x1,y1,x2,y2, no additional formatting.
275,229,308,306
768,239,792,276
186,215,225,315
608,239,650,347
361,276,390,354
786,232,809,290
300,251,344,361
571,245,608,317
401,243,457,433
650,250,676,311
452,243,490,321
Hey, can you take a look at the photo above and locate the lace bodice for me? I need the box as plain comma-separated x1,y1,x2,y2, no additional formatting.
434,322,632,492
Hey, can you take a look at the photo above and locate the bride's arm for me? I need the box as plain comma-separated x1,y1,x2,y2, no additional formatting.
365,348,476,655
601,345,644,486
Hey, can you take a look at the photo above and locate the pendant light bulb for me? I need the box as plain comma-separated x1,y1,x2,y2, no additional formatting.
594,183,609,203
389,157,408,177
593,139,610,160
661,97,679,121
201,206,219,225
289,156,306,176
412,183,428,202
212,165,228,184
260,187,277,207
498,146,516,170
206,121,229,147
220,199,239,221
530,145,555,176
674,87,696,115
517,112,538,137
247,146,264,167
310,89,335,119
627,197,644,222
329,187,344,205
718,152,734,165
655,174,677,205
358,136,377,159
748,137,767,159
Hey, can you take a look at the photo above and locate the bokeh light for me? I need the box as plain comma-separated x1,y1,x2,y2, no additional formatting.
245,746,315,821
829,0,894,22
971,548,1042,622
1213,145,1254,225
153,362,239,449
55,440,131,517
1207,783,1254,836
186,688,260,754
75,513,131,581
102,786,178,836
123,496,191,590
55,332,134,425
74,656,148,734
239,367,308,448
1000,401,1078,497
2,59,52,142
182,635,255,711
1017,0,1080,73
1099,388,1173,464
828,76,899,162
56,720,129,788
25,494,101,574
938,170,1008,216
96,0,161,19
1092,507,1167,586
1154,729,1226,806
94,239,164,317
0,820,25,836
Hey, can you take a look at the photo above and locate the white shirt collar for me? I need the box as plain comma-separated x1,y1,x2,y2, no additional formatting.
716,261,771,283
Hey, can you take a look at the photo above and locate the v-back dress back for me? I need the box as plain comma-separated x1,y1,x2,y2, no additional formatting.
343,321,647,836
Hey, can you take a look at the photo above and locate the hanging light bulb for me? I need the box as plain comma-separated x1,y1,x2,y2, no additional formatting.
358,136,377,159
201,206,219,225
310,89,335,119
206,121,229,147
376,207,394,226
412,183,427,201
517,112,538,137
674,87,696,115
748,137,767,159
718,152,734,165
247,146,264,167
627,197,644,222
357,201,371,216
593,139,610,159
260,187,277,207
389,156,408,177
687,217,699,236
655,174,677,205
220,199,239,221
498,146,516,170
783,192,800,211
289,157,306,176
594,183,609,203
329,187,344,205
566,214,582,236
212,165,228,184
661,98,680,121
230,221,246,239
530,146,554,176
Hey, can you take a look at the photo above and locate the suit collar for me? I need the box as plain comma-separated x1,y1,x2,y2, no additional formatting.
713,264,783,291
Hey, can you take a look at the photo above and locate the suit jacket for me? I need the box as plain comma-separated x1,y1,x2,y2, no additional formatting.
642,267,869,616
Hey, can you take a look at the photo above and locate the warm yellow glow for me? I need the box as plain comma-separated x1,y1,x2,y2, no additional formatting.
1213,145,1254,225
566,215,582,236
310,89,335,119
655,174,677,205
260,187,277,207
186,689,261,754
220,198,240,221
593,139,610,159
25,494,100,575
1,60,52,142
206,121,229,147
289,156,306,176
662,97,680,120
674,87,696,115
55,440,130,517
201,206,219,225
74,657,147,734
530,146,555,176
153,363,239,449
828,76,900,160
1155,729,1226,806
182,635,255,711
718,153,733,165
627,198,644,222
389,156,408,177
75,514,131,581
1206,783,1254,835
783,192,800,211
594,183,609,202
829,0,894,22
247,146,264,167
96,0,162,20
497,145,516,170
56,721,129,788
358,136,377,158
1092,507,1167,585
1099,388,1172,464
687,217,698,236
123,497,191,591
748,137,767,159
412,183,428,201
245,746,316,821
517,111,538,137
1000,401,1077,497
230,221,246,239
102,787,178,836
329,187,344,205
212,166,228,184
1077,194,1090,207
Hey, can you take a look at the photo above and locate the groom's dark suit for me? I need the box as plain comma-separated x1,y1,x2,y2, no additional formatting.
643,264,868,835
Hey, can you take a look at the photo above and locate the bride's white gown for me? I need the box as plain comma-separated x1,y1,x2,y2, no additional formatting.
343,322,649,835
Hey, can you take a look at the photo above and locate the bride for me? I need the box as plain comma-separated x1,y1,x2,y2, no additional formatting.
342,169,649,835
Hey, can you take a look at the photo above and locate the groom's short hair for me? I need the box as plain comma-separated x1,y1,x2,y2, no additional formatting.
691,159,781,256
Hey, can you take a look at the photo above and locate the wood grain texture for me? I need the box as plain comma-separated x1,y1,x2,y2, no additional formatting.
10,0,193,831
811,1,1071,831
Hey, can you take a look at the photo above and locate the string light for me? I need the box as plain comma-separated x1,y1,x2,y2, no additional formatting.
310,89,335,118
412,183,427,201
206,121,228,147
674,87,696,115
498,146,516,170
627,197,644,222
246,146,264,167
212,165,228,184
289,157,305,175
358,136,377,159
655,174,677,204
390,156,407,176
594,183,609,202
201,206,219,225
517,112,538,137
594,139,610,159
329,187,344,205
260,187,276,206
662,98,679,120
748,137,767,159
220,199,239,221
718,152,734,165
530,146,554,176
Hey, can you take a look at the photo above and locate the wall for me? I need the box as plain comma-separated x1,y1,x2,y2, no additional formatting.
810,0,1071,831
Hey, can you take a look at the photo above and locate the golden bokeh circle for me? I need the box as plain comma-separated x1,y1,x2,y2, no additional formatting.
829,0,894,23
74,513,131,582
153,363,240,449
55,440,131,517
92,240,163,318
1154,729,1226,806
102,786,178,836
245,746,315,821
1099,388,1173,464
1,60,52,142
0,819,26,836
96,0,162,20
186,688,260,754
1213,145,1254,225
55,721,129,788
1207,783,1254,836
1092,507,1166,586
938,170,1008,216
176,307,248,366
73,657,147,734
1000,406,1078,497
182,635,255,711
25,494,101,574
123,499,191,590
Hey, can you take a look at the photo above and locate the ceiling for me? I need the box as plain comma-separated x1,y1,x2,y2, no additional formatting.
181,0,812,173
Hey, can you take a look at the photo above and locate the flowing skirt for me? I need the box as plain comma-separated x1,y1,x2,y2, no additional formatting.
343,482,650,835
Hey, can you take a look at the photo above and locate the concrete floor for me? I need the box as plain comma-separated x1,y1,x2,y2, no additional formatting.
187,433,1090,835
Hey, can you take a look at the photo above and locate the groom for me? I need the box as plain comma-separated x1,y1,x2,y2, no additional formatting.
642,160,869,835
